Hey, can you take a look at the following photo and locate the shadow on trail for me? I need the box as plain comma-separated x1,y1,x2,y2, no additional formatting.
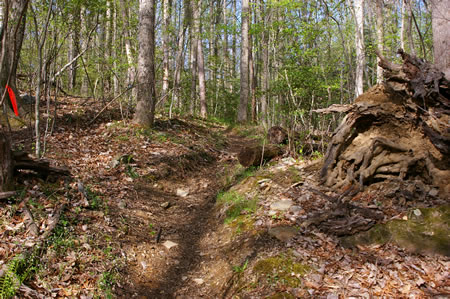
114,129,264,298
131,158,222,298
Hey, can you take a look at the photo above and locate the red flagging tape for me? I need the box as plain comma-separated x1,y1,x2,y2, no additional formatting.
6,85,19,116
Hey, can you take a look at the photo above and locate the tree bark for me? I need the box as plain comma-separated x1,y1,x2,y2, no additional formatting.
237,0,250,123
134,0,157,126
431,0,450,79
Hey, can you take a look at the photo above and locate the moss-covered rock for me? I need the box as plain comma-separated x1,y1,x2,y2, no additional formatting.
341,205,450,256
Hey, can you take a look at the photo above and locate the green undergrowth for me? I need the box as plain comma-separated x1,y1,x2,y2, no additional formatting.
0,252,39,299
217,191,258,224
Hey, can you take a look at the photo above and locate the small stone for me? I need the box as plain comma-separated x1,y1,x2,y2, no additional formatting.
176,188,189,197
161,202,171,209
289,205,303,213
193,278,204,285
270,199,293,211
429,188,439,197
257,178,271,184
268,226,298,242
141,261,147,270
163,240,178,249
413,209,422,216
118,201,126,209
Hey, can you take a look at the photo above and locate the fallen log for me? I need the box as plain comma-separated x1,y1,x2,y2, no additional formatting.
0,191,16,200
238,145,282,167
312,104,354,114
13,151,71,178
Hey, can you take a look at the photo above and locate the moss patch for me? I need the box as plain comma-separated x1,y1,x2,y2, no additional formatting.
253,253,310,288
229,215,257,236
217,191,257,224
341,205,450,256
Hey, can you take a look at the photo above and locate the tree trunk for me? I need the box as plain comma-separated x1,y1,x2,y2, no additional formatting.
231,0,237,93
171,9,186,117
0,0,28,102
0,131,13,192
400,0,406,50
189,0,198,115
237,0,250,123
112,2,119,97
431,0,450,79
194,0,207,118
353,0,365,98
260,0,270,128
161,0,171,107
104,0,113,95
67,9,79,90
134,0,157,126
222,0,230,92
119,0,136,99
375,0,384,84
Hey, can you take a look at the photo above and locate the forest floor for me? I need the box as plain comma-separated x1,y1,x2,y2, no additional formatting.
0,96,449,298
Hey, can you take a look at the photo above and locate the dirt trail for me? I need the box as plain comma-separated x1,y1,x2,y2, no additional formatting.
114,129,252,298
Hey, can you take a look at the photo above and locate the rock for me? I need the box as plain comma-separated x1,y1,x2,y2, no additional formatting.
176,188,189,197
341,205,450,256
118,200,126,209
429,188,439,197
268,226,298,242
162,240,178,249
289,205,303,213
270,199,293,211
141,261,147,270
161,202,171,209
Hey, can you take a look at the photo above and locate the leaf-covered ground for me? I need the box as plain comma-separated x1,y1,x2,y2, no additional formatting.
1,96,449,298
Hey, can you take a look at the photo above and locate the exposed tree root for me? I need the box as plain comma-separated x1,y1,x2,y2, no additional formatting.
318,50,450,197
